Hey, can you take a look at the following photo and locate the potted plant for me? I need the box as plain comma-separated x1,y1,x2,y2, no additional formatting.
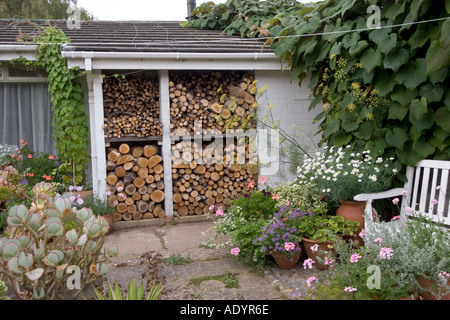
72,193,116,235
296,145,399,243
297,214,359,269
255,206,308,269
201,188,278,266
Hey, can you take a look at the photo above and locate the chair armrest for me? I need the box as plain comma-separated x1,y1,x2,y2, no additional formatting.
353,188,405,202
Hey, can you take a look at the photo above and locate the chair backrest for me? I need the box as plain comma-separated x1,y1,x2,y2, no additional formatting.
402,159,450,226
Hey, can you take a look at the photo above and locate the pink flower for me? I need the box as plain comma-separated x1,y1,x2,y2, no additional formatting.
344,286,357,292
247,180,255,188
379,247,394,260
359,230,366,238
27,154,32,159
431,199,438,205
209,205,215,211
303,258,315,269
311,244,319,253
306,276,317,287
436,185,441,190
350,253,361,263
272,194,280,200
325,257,334,267
392,198,400,205
113,200,118,206
406,207,413,212
374,237,383,244
117,186,124,192
401,190,408,195
215,206,224,216
230,247,240,256
392,215,400,221
284,242,295,251
260,176,267,184
286,201,290,206
48,155,55,160
76,197,84,205
69,195,76,203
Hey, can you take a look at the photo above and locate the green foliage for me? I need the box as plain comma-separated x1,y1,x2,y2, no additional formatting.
296,214,359,243
93,276,165,300
75,193,116,217
0,180,117,300
189,271,239,289
270,181,327,214
0,280,10,300
162,254,192,265
0,0,95,20
185,0,450,168
15,24,90,185
202,190,277,266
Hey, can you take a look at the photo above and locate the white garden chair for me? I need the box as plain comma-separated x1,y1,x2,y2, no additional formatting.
354,159,450,233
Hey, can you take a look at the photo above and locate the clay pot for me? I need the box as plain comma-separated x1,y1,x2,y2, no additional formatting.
336,200,366,246
418,276,450,300
302,237,335,270
103,213,114,235
271,250,301,270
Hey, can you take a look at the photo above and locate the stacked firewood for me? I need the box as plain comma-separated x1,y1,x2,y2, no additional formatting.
171,139,258,216
106,143,165,221
103,76,162,139
169,71,257,136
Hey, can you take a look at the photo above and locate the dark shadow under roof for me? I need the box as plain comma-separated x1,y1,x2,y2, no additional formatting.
0,19,273,54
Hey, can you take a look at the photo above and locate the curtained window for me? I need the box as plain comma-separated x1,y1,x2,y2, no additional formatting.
0,82,56,155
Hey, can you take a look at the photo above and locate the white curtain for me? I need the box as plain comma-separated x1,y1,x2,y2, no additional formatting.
0,83,56,155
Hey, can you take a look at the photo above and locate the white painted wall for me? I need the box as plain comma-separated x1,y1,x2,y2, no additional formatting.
255,70,323,187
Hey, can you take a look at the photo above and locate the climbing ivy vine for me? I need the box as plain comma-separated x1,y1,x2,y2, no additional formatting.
184,0,450,172
16,23,90,185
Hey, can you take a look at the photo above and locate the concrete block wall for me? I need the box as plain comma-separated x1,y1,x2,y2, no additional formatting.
255,70,323,186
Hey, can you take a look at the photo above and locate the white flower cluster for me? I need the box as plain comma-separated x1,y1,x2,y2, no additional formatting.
296,145,397,202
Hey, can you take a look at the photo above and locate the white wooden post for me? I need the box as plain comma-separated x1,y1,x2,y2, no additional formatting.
88,70,107,199
159,70,174,218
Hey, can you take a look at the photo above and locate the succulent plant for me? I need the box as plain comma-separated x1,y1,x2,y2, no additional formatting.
0,181,118,300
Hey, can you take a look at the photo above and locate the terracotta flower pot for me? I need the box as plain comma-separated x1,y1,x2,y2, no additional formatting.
271,250,301,270
103,213,114,235
418,276,450,300
302,237,335,270
336,200,365,246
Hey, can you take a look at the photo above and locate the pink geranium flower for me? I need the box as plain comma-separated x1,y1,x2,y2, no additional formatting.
311,244,319,253
247,180,255,188
379,247,394,260
284,242,295,251
306,276,317,287
260,176,267,184
303,258,315,269
215,206,224,216
230,247,240,256
344,286,357,292
272,194,280,200
350,253,361,263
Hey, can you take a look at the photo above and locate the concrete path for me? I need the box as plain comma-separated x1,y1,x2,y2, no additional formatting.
103,216,319,300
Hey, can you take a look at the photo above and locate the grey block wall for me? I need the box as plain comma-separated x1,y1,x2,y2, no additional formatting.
255,70,323,187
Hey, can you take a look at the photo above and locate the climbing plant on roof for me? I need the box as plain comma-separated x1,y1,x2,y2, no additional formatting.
184,0,450,172
16,23,90,185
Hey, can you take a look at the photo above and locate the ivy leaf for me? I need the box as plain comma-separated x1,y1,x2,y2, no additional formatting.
408,23,434,50
429,67,448,85
419,83,444,103
373,71,396,97
332,131,352,147
412,137,436,158
388,101,409,121
409,109,435,132
341,112,359,132
360,48,382,73
383,47,409,72
435,107,450,133
384,1,406,21
354,121,373,140
390,85,418,106
426,39,450,76
348,40,368,57
386,127,409,150
396,147,422,167
409,97,428,122
396,59,427,90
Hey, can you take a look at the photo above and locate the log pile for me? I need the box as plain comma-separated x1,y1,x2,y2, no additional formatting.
103,76,162,139
171,140,259,216
169,71,257,136
106,143,165,221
